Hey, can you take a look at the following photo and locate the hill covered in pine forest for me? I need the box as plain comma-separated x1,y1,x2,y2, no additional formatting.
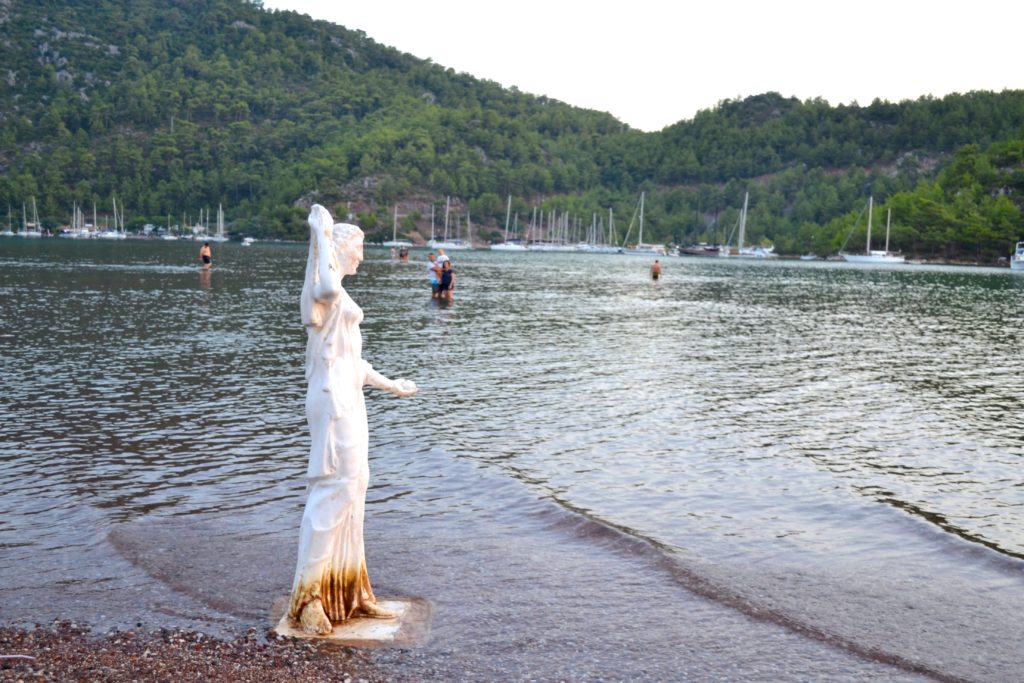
2,0,1024,260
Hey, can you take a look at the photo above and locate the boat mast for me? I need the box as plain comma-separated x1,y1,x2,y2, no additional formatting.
504,195,511,241
885,207,891,254
443,196,450,241
866,196,873,253
392,204,398,242
738,191,748,251
639,191,645,246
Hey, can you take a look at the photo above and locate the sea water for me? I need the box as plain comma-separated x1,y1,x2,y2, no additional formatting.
1,238,1021,681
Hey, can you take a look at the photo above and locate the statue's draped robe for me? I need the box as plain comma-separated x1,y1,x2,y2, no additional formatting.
288,291,380,623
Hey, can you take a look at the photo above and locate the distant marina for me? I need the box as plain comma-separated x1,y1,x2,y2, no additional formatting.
5,192,1022,270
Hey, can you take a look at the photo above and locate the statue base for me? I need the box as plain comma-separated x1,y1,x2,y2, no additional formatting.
271,598,431,647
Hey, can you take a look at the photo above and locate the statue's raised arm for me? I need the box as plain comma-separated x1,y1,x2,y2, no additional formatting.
286,204,416,636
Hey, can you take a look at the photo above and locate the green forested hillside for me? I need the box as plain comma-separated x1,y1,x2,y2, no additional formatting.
2,0,1023,259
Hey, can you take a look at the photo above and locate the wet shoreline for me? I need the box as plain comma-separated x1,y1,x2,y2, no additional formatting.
1,497,938,682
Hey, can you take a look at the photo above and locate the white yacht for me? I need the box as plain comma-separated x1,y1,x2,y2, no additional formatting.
1011,242,1024,272
491,241,528,251
840,197,905,264
491,196,529,251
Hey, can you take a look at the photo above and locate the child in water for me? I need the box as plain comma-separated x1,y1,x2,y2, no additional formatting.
438,260,456,300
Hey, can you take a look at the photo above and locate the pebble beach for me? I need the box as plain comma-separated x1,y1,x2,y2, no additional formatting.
0,622,386,683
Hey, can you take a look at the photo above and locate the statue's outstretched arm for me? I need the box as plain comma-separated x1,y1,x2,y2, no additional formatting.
363,361,417,397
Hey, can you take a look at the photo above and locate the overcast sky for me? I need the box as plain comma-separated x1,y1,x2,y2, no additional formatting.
262,0,1024,132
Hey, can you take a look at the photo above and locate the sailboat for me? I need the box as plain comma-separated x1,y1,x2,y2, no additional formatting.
382,205,413,248
207,204,229,242
21,198,43,237
428,196,471,250
61,202,91,238
718,192,775,258
97,196,127,239
2,206,12,237
840,197,905,264
621,192,666,255
492,195,528,251
161,214,179,241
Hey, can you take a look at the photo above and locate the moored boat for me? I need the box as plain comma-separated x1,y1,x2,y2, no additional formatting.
1011,241,1024,272
840,197,905,264
621,192,667,256
678,245,721,257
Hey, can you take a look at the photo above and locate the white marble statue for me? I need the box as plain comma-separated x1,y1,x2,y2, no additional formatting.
287,204,416,635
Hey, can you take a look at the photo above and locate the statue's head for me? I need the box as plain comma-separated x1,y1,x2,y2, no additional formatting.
329,222,363,253
329,222,363,276
308,204,364,273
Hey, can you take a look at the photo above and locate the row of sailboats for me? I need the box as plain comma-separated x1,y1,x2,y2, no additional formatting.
388,195,644,253
183,204,228,242
679,192,900,262
490,193,662,253
1,198,43,237
577,208,622,254
58,196,130,240
163,204,228,241
2,197,233,242
375,192,901,261
427,196,472,250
